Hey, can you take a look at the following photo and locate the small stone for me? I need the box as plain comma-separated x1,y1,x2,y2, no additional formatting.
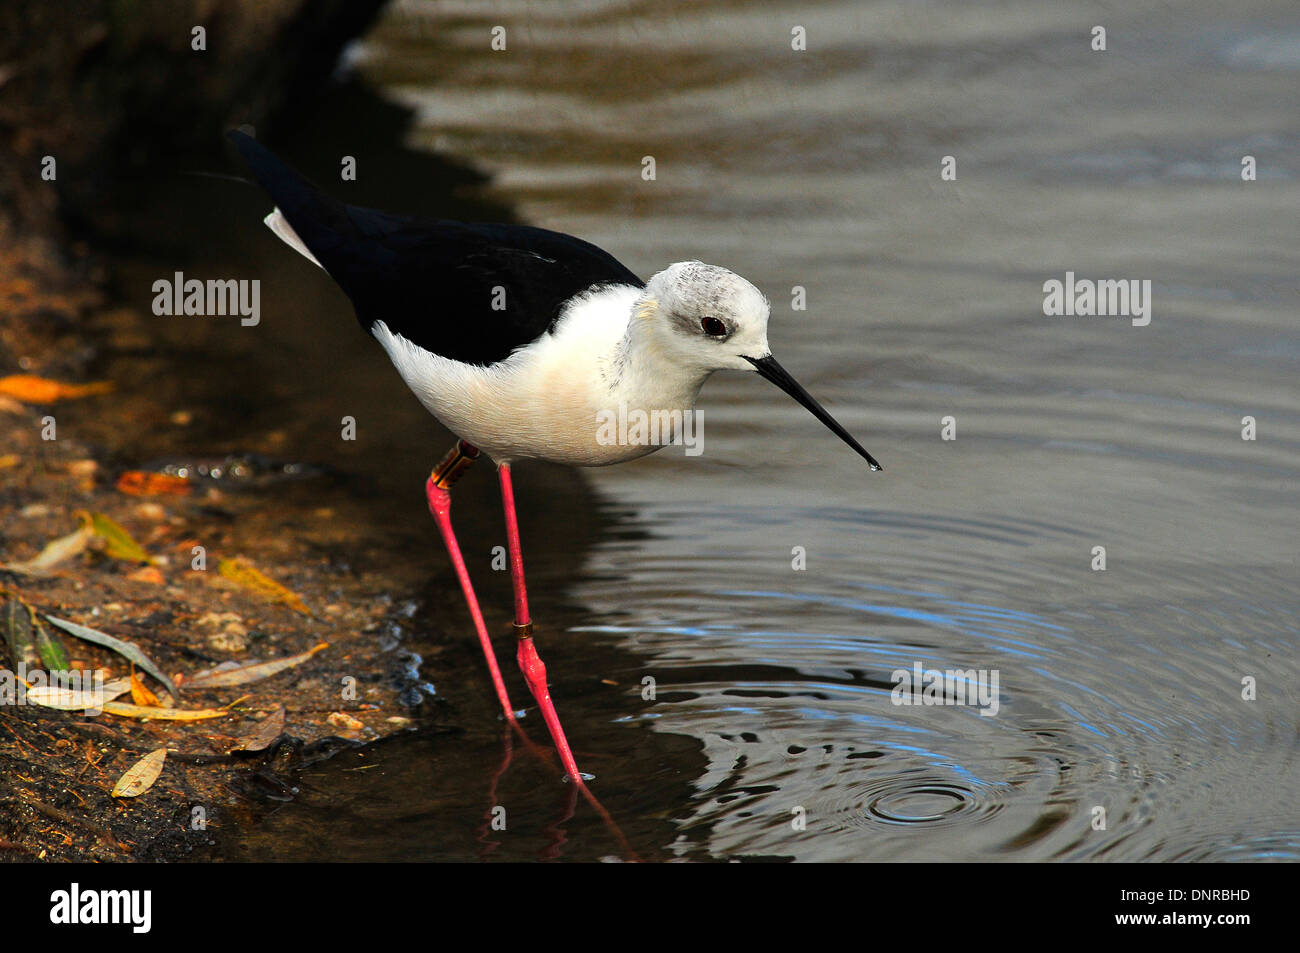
127,566,165,585
327,711,364,731
208,628,249,653
196,611,242,628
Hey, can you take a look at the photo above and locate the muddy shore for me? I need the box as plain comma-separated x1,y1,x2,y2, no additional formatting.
0,0,543,862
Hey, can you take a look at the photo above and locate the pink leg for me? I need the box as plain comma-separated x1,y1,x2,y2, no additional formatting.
498,462,586,784
425,441,517,724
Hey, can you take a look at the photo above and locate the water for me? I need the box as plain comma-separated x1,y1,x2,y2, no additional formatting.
216,0,1298,860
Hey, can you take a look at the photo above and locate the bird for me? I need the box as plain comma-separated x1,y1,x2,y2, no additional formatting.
227,130,881,786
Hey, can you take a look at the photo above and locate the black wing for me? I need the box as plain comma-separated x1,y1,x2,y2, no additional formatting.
228,131,644,366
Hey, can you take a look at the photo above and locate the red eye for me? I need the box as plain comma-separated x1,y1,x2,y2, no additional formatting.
701,316,726,336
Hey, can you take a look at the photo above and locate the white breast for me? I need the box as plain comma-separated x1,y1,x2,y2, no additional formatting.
372,285,705,466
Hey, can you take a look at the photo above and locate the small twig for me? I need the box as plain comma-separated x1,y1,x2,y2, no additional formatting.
21,796,131,853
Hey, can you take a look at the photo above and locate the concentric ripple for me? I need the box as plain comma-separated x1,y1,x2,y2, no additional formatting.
571,500,1300,861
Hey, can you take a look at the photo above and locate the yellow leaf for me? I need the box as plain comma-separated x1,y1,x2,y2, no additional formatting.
129,671,160,707
81,511,152,564
101,701,227,721
186,643,328,689
112,748,167,798
0,374,113,404
217,558,310,614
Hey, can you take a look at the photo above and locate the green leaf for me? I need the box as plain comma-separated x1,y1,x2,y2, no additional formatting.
33,618,71,671
1,596,40,668
82,511,152,564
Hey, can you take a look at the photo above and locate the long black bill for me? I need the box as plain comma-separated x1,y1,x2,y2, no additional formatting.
742,355,882,471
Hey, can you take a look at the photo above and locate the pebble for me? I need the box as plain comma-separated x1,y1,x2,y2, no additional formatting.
327,711,364,731
135,503,167,521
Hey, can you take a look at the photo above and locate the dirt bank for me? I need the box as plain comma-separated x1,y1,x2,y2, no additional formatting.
0,0,441,863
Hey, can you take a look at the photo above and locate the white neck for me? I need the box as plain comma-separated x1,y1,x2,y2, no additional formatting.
600,291,712,415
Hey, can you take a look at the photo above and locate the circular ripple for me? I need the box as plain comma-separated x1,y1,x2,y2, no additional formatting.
869,785,971,824
825,772,1006,833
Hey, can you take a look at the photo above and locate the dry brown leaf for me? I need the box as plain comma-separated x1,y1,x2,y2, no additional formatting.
0,524,92,575
112,748,167,798
186,643,328,690
231,705,286,753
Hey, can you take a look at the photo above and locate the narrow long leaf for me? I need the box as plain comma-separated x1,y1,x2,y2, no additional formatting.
100,701,226,721
82,512,152,564
217,558,310,614
1,597,40,667
33,618,70,671
0,525,92,575
25,678,131,710
186,643,328,689
43,615,177,698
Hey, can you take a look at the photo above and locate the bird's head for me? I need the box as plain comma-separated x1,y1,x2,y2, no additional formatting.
641,261,772,373
638,261,882,470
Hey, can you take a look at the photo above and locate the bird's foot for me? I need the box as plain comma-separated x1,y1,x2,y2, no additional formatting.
516,632,586,784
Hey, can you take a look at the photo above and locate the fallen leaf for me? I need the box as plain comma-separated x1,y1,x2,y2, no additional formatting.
129,671,160,707
0,524,93,575
115,471,192,497
0,374,113,404
25,677,131,710
33,618,70,671
186,643,328,690
0,453,19,469
101,701,226,721
1,596,40,667
112,749,167,797
231,705,286,753
217,558,310,614
43,615,177,698
80,511,152,564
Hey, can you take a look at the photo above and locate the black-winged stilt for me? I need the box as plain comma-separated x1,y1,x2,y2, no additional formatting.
228,131,881,787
